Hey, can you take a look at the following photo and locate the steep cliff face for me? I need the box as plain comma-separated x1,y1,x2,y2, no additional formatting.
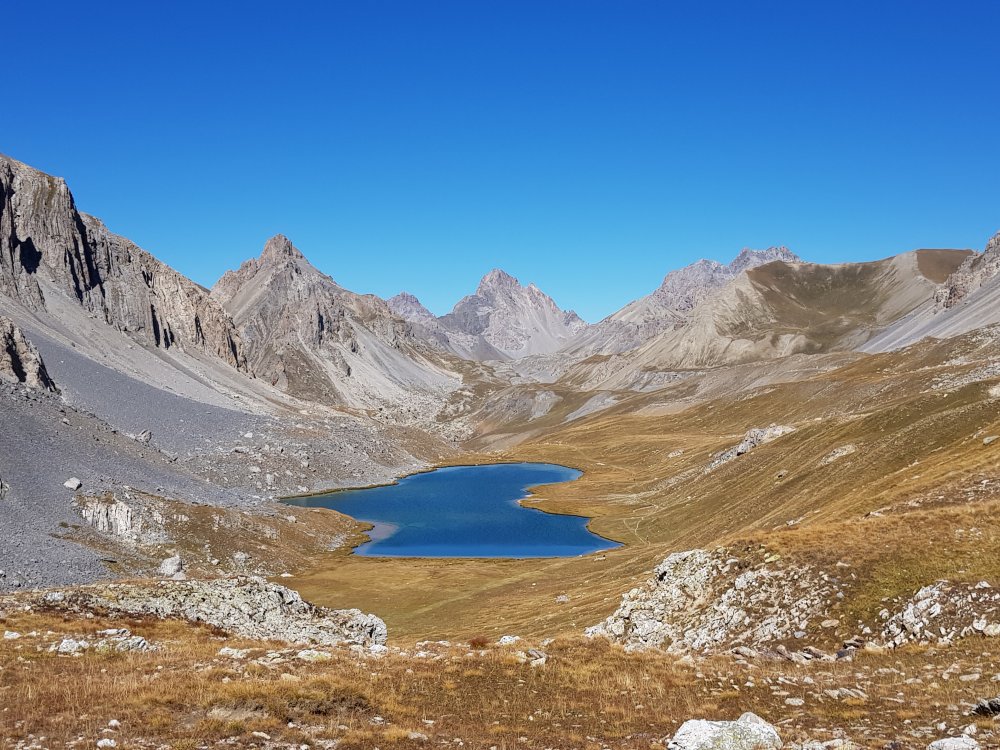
0,315,56,390
0,154,247,371
213,235,459,413
936,231,1000,309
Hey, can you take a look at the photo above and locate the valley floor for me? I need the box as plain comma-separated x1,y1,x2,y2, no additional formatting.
3,307,1000,749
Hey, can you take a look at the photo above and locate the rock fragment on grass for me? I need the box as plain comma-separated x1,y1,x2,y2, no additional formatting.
667,711,781,750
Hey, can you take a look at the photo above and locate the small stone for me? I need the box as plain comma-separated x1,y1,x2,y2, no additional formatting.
296,648,332,662
96,740,117,749
64,478,83,491
983,436,998,446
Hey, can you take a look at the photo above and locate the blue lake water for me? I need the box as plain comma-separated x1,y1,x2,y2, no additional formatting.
284,462,619,558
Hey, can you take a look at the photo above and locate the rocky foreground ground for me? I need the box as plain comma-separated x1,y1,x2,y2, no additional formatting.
2,552,999,749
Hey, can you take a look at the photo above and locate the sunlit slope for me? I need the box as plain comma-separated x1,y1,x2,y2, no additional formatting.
292,326,1000,640
560,251,970,392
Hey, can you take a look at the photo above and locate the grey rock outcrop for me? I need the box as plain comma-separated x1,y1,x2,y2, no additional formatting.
0,154,248,371
587,549,836,652
820,444,857,465
667,712,782,750
33,576,387,647
708,425,796,470
0,315,55,390
75,495,163,543
880,581,1000,647
936,231,1000,310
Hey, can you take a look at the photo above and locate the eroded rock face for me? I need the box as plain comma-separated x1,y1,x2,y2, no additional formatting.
708,425,796,470
936,232,1000,310
213,234,459,416
586,549,835,652
0,315,56,390
0,154,247,371
32,577,387,647
74,495,165,544
666,712,782,750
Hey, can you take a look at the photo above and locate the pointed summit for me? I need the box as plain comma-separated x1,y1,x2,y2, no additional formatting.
260,234,305,264
388,292,435,322
477,268,520,294
436,270,586,359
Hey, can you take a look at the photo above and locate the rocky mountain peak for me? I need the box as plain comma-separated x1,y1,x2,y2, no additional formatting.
436,270,586,359
260,234,305,264
729,246,799,273
387,292,435,322
477,268,520,294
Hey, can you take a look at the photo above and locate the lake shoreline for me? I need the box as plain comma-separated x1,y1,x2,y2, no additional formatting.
282,462,622,559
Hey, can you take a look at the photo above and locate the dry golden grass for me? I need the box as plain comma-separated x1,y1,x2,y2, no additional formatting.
7,332,999,746
291,333,1000,643
2,607,997,748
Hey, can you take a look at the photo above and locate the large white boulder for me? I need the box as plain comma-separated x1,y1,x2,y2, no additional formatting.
927,737,980,750
667,712,782,750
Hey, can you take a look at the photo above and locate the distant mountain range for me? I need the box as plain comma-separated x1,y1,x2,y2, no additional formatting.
389,269,586,360
4,149,1000,589
5,150,1000,412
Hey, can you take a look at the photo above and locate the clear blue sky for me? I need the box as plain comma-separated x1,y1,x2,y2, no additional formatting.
5,1,999,321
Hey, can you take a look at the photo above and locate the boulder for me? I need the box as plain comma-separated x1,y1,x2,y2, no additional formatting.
64,478,82,491
667,712,782,750
927,738,980,750
0,315,56,390
157,554,185,578
971,696,1000,717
